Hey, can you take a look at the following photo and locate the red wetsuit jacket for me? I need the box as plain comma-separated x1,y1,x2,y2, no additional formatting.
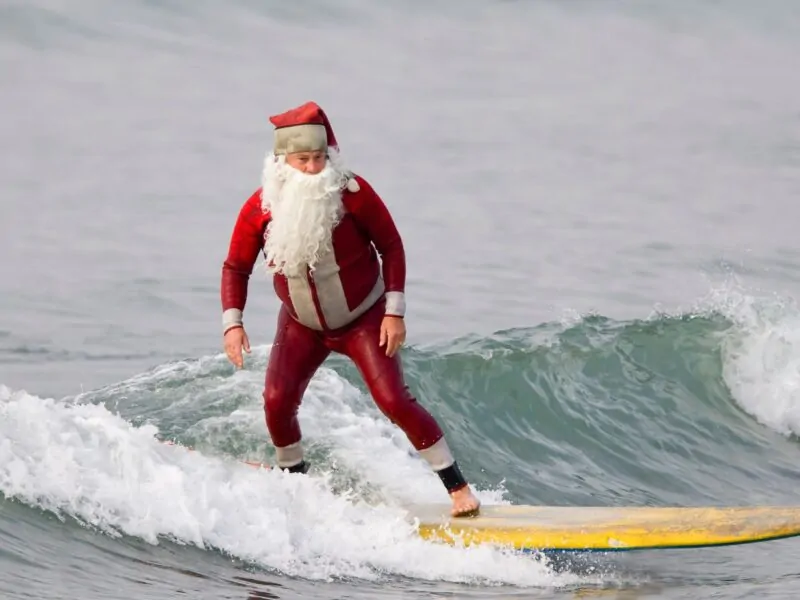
221,175,406,334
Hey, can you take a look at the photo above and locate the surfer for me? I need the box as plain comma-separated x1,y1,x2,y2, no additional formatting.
219,101,480,518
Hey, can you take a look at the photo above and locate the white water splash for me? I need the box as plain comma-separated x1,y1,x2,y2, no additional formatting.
710,286,800,437
0,382,584,587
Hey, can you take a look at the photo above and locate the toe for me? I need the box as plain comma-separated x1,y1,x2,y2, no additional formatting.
453,506,480,518
452,499,481,518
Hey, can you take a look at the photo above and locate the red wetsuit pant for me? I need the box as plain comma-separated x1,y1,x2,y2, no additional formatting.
263,298,444,451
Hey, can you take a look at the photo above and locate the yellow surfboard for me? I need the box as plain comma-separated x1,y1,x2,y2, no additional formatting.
160,442,800,551
405,504,800,551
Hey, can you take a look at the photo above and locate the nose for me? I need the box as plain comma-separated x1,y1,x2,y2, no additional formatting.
306,157,325,174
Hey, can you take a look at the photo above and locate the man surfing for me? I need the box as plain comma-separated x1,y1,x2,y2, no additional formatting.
220,101,481,518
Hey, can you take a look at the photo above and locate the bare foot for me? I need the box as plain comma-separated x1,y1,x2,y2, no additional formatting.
450,486,481,517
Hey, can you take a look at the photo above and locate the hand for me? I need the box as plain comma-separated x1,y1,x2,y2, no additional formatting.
224,326,251,368
379,316,406,357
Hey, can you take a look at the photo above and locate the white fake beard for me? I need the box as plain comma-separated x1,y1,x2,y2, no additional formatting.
261,150,346,277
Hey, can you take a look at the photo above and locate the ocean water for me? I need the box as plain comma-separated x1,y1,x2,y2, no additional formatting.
2,0,800,598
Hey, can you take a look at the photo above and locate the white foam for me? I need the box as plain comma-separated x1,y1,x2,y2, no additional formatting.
707,285,800,437
0,382,587,587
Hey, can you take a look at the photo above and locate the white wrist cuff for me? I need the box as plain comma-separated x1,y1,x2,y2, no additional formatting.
222,308,243,334
385,291,406,317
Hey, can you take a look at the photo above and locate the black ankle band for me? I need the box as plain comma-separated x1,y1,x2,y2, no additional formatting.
281,460,309,474
436,461,467,492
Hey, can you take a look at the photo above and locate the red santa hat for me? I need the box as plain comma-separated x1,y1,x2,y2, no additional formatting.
269,101,338,155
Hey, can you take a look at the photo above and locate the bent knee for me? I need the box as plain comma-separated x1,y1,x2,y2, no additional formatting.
372,387,417,422
263,379,302,416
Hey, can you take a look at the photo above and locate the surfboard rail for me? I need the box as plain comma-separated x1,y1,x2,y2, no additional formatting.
405,504,800,551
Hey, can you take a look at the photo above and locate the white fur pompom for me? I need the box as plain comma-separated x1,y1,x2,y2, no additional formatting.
346,177,360,193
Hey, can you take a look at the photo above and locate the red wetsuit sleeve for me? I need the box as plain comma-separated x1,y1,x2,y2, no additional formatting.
345,176,407,316
221,189,269,331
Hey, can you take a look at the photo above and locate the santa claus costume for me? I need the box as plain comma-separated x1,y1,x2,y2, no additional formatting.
220,101,475,504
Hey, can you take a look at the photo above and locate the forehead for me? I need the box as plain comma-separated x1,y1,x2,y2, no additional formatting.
287,150,325,159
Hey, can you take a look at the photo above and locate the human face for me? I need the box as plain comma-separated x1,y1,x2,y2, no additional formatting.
285,149,327,175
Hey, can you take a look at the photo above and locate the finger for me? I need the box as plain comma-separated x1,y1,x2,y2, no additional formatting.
379,326,387,347
243,333,251,353
387,333,400,357
396,335,405,355
226,344,243,367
